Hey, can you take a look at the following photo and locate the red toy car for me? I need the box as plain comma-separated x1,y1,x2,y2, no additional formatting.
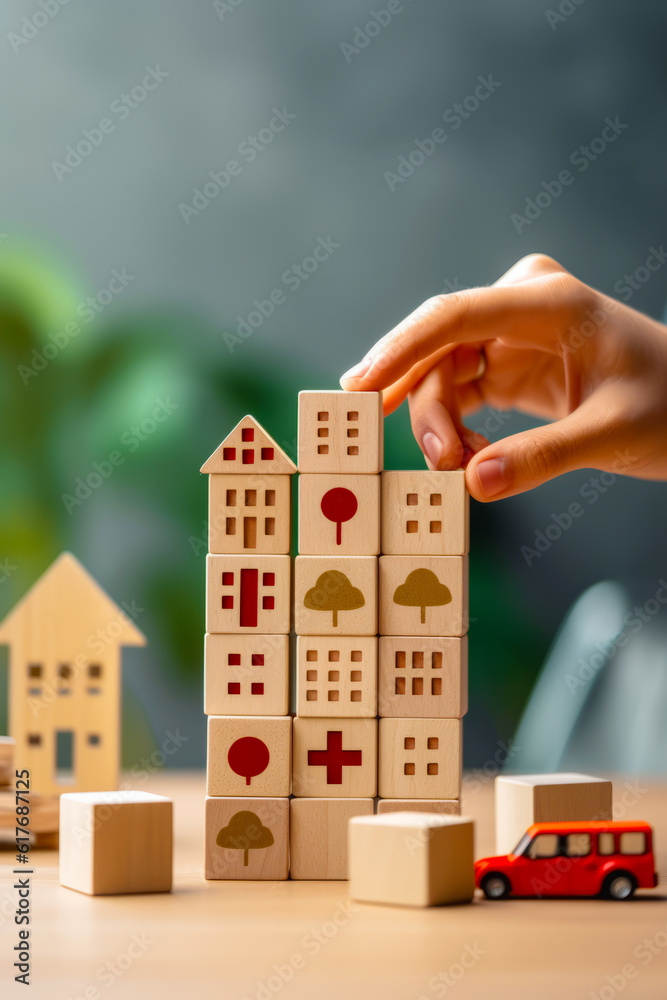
475,820,658,900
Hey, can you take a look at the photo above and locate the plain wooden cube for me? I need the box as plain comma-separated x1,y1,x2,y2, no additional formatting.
209,474,291,555
295,556,377,636
299,474,380,555
290,797,374,879
206,554,290,634
296,636,377,718
379,718,461,800
378,636,467,719
348,812,475,907
205,796,289,880
298,391,383,474
0,736,15,786
495,773,613,855
207,716,291,797
59,791,172,895
379,556,468,637
204,634,289,716
377,799,460,816
381,471,469,555
292,718,377,798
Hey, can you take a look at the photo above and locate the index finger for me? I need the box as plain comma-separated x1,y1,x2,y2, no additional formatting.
340,279,570,392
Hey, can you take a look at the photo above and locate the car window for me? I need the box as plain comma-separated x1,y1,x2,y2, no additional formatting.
565,832,591,857
598,832,615,856
526,833,560,859
620,831,646,855
511,833,531,857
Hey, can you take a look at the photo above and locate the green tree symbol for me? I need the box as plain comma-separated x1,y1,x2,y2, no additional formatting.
393,568,451,624
216,810,274,866
304,570,365,627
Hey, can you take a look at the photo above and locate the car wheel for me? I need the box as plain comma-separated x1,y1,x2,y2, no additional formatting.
481,873,511,900
603,872,637,900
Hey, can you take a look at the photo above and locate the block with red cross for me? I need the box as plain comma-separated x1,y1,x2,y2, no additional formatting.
292,718,377,797
206,554,291,634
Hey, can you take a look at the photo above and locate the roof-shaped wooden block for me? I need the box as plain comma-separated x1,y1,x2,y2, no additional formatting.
0,552,146,651
200,415,296,475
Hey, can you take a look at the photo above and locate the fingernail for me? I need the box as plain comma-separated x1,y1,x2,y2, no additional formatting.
422,431,442,470
476,457,509,498
340,356,371,385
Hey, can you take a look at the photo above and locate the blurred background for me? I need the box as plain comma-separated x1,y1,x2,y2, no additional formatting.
0,0,666,772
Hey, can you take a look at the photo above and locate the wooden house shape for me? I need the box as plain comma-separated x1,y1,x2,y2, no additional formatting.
201,416,296,555
0,553,146,795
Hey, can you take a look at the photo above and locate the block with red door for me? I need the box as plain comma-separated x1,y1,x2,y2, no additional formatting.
206,554,291,634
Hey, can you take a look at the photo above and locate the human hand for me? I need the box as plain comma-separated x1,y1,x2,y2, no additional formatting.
340,254,667,501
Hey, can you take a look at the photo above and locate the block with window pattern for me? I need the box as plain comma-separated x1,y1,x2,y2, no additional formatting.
200,415,296,475
378,718,462,799
297,391,383,474
296,636,377,718
378,636,467,719
381,471,468,555
206,555,290,634
209,474,291,555
204,634,289,715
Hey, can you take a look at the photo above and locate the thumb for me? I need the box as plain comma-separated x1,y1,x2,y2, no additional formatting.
466,405,608,501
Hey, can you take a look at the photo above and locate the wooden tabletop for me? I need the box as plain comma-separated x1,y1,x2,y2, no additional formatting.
2,771,667,1000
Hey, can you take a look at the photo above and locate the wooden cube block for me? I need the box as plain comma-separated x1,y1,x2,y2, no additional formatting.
381,471,468,555
205,796,289,880
0,736,15,786
379,556,468,637
296,636,377,718
290,797,374,879
206,554,290,634
495,773,613,855
376,799,460,816
298,474,380,555
348,812,475,906
295,556,377,636
378,718,461,799
59,791,172,895
204,634,289,716
209,474,291,555
298,391,383,474
207,716,291,797
378,636,467,718
292,718,377,798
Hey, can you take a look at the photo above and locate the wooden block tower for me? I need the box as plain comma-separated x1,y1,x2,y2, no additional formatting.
201,416,296,880
290,391,382,878
377,470,469,814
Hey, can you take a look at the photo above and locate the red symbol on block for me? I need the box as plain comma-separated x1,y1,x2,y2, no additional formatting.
239,568,258,627
228,736,270,786
307,730,362,784
321,488,358,546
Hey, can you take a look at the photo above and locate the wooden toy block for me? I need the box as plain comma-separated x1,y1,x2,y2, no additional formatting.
294,556,377,636
297,391,383,474
296,636,377,718
348,812,475,907
378,718,461,800
209,474,291,555
0,552,146,796
200,415,296,475
205,796,289,880
290,797,374,879
204,634,289,716
59,790,172,895
376,799,460,816
1,790,59,847
495,773,613,855
379,556,468,637
298,474,380,556
378,636,467,719
381,471,469,555
0,736,15,786
292,718,377,798
206,554,290,634
207,716,291,797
